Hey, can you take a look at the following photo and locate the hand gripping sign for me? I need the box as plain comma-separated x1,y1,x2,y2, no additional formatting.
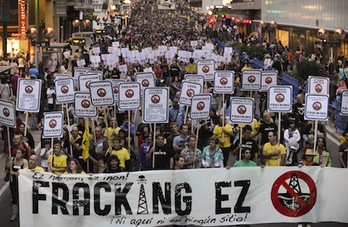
16,79,42,112
214,70,235,94
179,81,202,106
267,86,293,113
142,87,169,123
241,69,262,91
55,78,75,104
42,112,64,138
190,94,212,120
197,59,215,81
89,81,115,106
230,97,254,124
304,94,329,121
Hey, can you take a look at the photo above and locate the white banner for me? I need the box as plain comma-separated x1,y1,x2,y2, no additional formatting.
55,78,75,104
16,79,42,112
89,81,115,106
42,111,64,138
230,97,254,124
143,87,169,123
179,81,202,106
78,74,101,92
241,70,262,91
213,71,235,94
118,82,141,110
190,94,211,120
267,86,293,113
74,92,98,118
197,59,215,80
260,71,278,92
307,76,330,95
18,167,348,226
304,94,329,120
0,100,16,128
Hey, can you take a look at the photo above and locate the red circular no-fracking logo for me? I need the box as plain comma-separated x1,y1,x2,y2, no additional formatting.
248,75,256,83
186,89,195,97
125,89,134,98
81,99,91,108
315,84,322,93
312,101,322,111
237,105,247,114
151,94,160,104
113,86,118,94
3,108,10,117
25,85,33,94
85,80,91,89
275,93,285,103
142,79,150,87
202,65,210,73
197,101,205,111
265,77,273,84
61,85,69,94
220,77,228,85
97,88,107,97
271,171,317,217
49,119,57,128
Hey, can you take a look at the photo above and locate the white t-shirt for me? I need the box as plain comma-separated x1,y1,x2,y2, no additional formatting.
40,148,52,168
47,88,55,104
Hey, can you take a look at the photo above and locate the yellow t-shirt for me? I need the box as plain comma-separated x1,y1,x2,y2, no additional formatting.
263,143,286,166
213,124,233,148
110,148,130,168
47,154,68,175
238,118,260,137
186,64,197,73
24,166,45,172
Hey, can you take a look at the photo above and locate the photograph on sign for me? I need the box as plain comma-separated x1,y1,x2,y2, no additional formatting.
55,78,75,104
179,81,202,106
135,72,155,92
261,71,278,92
78,74,101,92
213,71,235,94
340,90,348,115
0,100,16,128
74,92,97,117
307,76,329,95
89,81,115,106
108,79,125,102
267,86,293,113
43,112,64,138
304,94,329,120
230,97,254,124
197,59,215,80
41,51,61,76
184,74,204,88
16,79,42,112
143,87,169,123
190,94,212,120
118,82,141,110
241,69,262,91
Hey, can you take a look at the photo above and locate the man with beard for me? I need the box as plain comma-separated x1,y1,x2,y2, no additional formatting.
146,134,173,170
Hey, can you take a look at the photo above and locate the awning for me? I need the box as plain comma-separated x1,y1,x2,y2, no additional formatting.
0,66,13,74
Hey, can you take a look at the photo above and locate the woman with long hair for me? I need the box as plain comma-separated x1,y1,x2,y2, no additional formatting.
65,158,85,174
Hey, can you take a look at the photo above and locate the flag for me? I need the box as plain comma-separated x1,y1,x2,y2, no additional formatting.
82,118,91,160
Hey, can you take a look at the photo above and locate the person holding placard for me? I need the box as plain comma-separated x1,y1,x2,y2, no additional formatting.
172,124,190,154
258,110,278,147
89,126,109,173
213,115,234,167
47,143,68,175
63,126,84,171
146,134,173,170
261,131,286,166
104,136,131,171
283,119,301,166
180,135,202,169
314,137,332,167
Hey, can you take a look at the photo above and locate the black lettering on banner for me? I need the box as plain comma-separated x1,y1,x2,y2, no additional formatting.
234,180,251,213
52,182,69,215
115,183,133,215
215,181,232,214
72,182,90,215
153,182,171,214
94,182,111,216
175,183,192,215
33,181,49,214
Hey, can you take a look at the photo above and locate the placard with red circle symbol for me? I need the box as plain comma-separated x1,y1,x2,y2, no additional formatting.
241,69,262,91
143,87,169,123
230,97,254,124
271,170,317,217
108,79,125,102
43,112,64,138
118,82,141,111
55,78,75,104
184,74,204,89
16,79,42,112
190,94,212,120
304,94,329,120
268,86,293,113
261,71,278,92
340,90,348,115
307,76,329,95
78,74,100,92
179,81,202,106
74,92,97,117
214,71,235,94
197,59,215,80
135,72,155,94
89,81,115,106
0,100,16,128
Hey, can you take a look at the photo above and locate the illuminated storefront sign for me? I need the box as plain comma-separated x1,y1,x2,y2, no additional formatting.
18,0,28,40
